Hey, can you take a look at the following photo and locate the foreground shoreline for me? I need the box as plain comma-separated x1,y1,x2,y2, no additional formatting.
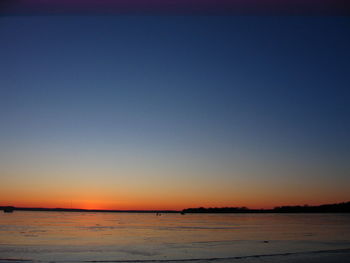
1,248,350,263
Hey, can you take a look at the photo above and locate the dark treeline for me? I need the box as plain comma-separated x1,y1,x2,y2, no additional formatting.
273,202,350,213
1,201,350,214
182,201,350,213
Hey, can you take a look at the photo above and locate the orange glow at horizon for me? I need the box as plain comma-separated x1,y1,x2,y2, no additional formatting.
1,194,349,211
1,146,349,211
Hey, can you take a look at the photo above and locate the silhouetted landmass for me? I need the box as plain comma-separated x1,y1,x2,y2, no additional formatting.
3,206,14,213
182,202,350,213
1,201,350,214
0,206,177,213
272,202,350,213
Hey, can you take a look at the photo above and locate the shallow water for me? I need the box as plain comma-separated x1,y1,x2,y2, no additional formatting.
0,212,349,262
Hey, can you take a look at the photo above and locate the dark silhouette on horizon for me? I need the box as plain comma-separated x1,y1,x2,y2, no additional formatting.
1,201,350,214
3,206,14,213
182,202,350,213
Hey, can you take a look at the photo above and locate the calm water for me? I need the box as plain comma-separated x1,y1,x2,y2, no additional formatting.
0,212,350,262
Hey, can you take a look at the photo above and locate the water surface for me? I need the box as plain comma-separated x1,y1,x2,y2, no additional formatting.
0,212,349,262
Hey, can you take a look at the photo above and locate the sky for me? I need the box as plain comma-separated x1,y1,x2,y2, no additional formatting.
0,16,349,210
1,0,348,15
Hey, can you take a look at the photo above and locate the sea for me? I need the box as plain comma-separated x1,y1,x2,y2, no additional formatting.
0,212,350,262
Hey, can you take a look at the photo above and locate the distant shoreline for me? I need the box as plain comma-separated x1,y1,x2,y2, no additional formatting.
0,207,179,213
1,201,350,214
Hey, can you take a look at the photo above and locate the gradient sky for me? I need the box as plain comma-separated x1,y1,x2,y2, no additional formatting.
0,16,349,210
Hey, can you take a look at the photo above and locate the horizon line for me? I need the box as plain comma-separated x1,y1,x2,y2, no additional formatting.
2,201,350,213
